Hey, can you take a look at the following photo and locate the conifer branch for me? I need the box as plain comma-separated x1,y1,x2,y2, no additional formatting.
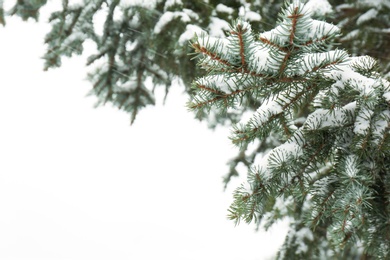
197,84,225,95
192,43,232,67
278,7,303,75
296,141,327,176
259,37,288,52
232,84,317,145
304,35,332,47
231,24,248,70
279,52,291,75
311,190,336,227
189,1,390,257
190,80,261,110
287,7,303,44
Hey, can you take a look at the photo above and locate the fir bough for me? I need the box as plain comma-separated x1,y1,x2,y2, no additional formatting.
189,1,390,258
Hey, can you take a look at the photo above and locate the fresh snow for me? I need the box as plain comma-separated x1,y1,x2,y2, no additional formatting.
297,50,347,75
354,106,374,135
356,8,378,25
215,4,234,15
305,103,355,130
273,141,303,162
295,227,314,253
164,0,183,10
305,0,333,17
341,29,359,41
266,141,303,176
256,150,272,180
120,0,157,8
359,0,388,8
197,35,230,64
251,45,269,73
306,20,340,40
345,155,359,178
238,3,261,22
252,99,283,126
260,25,290,46
335,3,353,13
343,101,357,111
248,42,275,74
178,24,204,45
62,32,87,47
196,75,236,94
260,6,339,43
126,40,139,52
208,17,231,38
68,0,84,8
373,110,390,142
324,65,377,96
241,180,253,194
384,92,390,102
114,80,137,92
244,11,261,22
154,11,191,34
274,196,294,215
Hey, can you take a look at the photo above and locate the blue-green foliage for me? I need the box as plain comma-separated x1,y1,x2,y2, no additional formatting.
190,1,390,258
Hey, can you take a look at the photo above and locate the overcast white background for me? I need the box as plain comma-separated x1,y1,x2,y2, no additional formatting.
0,2,287,259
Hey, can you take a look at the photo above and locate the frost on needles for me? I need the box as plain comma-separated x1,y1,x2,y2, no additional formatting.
189,1,390,259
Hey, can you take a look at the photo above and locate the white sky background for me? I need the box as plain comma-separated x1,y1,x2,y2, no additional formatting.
0,2,288,259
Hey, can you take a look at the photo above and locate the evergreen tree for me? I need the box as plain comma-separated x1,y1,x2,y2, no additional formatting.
189,0,390,258
1,0,388,124
1,1,389,257
1,0,265,123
